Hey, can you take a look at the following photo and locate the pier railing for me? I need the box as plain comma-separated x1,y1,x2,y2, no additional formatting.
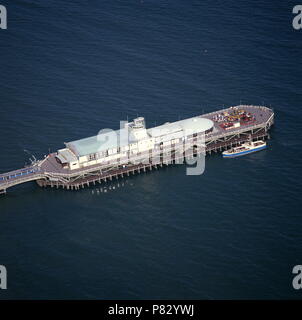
205,108,274,141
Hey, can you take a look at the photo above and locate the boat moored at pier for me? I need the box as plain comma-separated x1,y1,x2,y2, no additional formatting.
222,140,267,158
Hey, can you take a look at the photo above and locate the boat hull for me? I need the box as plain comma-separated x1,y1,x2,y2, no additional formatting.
223,145,266,158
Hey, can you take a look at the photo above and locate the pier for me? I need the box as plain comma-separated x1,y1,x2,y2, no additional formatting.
0,105,274,194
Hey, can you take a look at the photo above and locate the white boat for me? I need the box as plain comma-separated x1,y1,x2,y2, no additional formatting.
222,140,266,158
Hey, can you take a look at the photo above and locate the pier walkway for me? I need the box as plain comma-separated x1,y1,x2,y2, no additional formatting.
0,166,43,194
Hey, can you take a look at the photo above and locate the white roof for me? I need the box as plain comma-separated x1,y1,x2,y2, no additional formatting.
56,148,78,163
148,117,213,138
66,116,213,157
66,128,135,157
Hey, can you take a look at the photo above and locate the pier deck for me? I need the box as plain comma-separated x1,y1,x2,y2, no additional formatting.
0,105,274,193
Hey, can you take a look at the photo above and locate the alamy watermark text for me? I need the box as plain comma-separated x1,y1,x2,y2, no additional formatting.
293,5,302,30
0,265,7,289
292,265,302,290
0,4,7,29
